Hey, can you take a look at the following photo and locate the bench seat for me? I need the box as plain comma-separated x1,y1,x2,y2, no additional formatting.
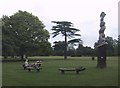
27,66,42,72
58,67,85,74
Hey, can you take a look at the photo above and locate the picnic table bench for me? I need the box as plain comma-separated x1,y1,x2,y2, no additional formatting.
58,66,86,74
23,63,42,72
27,66,42,72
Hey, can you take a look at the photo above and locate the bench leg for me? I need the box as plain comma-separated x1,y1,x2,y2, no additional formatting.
28,69,31,72
24,67,26,70
37,69,40,72
61,70,65,74
76,71,79,74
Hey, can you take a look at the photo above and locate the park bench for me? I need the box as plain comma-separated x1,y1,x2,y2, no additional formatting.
58,66,86,74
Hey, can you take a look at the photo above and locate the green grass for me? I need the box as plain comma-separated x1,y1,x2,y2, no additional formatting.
2,56,118,86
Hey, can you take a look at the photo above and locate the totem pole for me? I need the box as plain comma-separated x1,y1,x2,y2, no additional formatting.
95,12,108,68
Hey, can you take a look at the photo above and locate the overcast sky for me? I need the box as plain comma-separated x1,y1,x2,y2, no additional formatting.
0,0,119,48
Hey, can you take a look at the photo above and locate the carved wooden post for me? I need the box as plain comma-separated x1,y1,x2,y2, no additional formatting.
95,12,108,68
97,44,107,68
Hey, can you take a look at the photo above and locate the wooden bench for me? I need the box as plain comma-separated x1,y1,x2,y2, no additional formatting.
58,67,86,74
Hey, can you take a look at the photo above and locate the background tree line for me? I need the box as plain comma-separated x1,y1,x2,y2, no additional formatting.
52,41,94,57
1,10,119,59
52,36,119,57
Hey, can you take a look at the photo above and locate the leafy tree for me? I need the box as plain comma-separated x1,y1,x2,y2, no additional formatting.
2,15,18,58
51,21,81,59
76,44,84,56
106,36,116,56
76,44,95,56
94,36,118,56
52,41,65,56
2,10,52,59
53,41,77,56
37,41,53,56
113,39,118,56
67,43,76,56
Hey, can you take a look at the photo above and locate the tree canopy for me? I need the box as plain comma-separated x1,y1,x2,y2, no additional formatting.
2,10,52,59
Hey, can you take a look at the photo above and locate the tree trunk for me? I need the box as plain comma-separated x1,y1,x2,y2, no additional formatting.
97,44,107,68
21,54,24,60
64,32,67,59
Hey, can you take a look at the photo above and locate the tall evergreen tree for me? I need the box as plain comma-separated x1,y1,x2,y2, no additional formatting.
51,21,81,59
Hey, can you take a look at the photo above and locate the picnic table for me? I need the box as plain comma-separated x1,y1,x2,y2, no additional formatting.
22,60,42,72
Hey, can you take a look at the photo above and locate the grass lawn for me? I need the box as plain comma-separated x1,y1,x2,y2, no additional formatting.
2,56,118,86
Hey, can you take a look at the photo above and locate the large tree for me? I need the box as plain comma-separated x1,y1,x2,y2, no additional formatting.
2,10,52,59
52,41,65,56
51,21,81,59
95,36,118,56
2,15,17,58
105,36,118,56
76,44,95,56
